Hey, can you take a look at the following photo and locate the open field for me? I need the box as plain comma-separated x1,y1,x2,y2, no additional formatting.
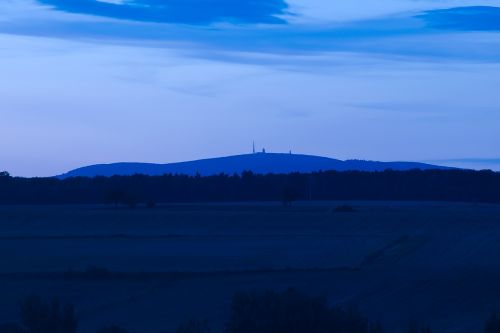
1,202,500,333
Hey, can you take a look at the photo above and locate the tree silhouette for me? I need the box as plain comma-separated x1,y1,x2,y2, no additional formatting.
225,288,379,333
105,189,140,208
0,323,25,333
369,321,384,333
282,187,297,206
1,169,500,204
485,312,500,333
19,295,77,333
408,321,432,333
96,326,129,333
176,319,211,333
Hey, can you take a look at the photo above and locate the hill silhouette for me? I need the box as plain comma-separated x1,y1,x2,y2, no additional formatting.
58,153,449,178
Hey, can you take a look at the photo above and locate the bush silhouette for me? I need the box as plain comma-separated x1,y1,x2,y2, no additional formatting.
0,323,25,333
225,288,378,333
176,319,211,333
19,294,77,333
407,321,432,333
282,187,297,206
334,205,356,213
369,321,384,333
105,189,140,208
96,326,129,333
485,312,500,333
84,266,111,279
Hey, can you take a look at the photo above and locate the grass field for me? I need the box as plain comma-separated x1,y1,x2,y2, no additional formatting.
1,202,500,333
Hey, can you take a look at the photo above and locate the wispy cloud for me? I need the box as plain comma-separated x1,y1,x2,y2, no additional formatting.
38,0,290,24
420,6,500,31
2,1,500,64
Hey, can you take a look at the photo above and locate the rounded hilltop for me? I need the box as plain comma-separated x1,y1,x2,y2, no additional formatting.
58,153,449,178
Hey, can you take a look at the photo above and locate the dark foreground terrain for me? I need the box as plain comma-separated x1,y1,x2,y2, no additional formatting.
1,202,500,332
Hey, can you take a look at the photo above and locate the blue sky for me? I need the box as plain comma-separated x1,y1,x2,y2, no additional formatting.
1,0,500,176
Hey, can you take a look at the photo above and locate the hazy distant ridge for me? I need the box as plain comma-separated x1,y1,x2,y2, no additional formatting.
58,153,449,178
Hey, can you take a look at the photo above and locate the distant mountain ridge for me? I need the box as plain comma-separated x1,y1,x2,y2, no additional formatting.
58,153,450,179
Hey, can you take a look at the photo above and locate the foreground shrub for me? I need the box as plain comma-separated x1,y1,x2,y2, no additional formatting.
177,319,211,333
485,312,500,333
0,323,25,333
225,288,378,333
407,322,432,333
96,326,129,333
334,205,356,213
19,294,77,333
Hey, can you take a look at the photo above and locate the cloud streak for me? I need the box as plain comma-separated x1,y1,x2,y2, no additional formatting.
38,0,289,24
420,6,500,31
1,1,500,64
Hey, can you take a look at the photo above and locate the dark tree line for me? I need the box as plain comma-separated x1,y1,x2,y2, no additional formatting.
0,169,500,205
0,291,391,333
4,291,500,333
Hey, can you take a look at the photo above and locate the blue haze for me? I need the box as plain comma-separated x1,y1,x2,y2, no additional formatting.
1,0,500,176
